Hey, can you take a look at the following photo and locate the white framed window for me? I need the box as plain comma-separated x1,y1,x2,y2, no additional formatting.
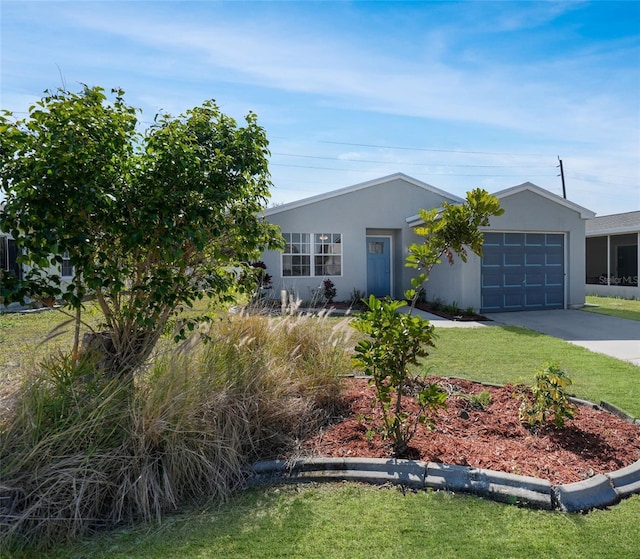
0,236,8,272
314,233,341,276
282,232,342,277
61,250,73,277
282,233,311,276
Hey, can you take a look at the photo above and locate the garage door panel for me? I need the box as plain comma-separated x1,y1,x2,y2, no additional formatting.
504,252,525,267
546,272,564,287
481,233,564,312
504,272,524,287
545,290,564,307
525,291,545,308
482,249,502,267
525,251,545,266
505,233,525,246
482,271,503,288
503,292,524,309
525,271,543,286
526,233,545,246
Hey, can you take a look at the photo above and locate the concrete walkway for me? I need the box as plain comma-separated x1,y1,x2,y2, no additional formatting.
407,307,640,365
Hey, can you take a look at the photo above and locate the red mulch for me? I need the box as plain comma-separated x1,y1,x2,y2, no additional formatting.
298,377,640,486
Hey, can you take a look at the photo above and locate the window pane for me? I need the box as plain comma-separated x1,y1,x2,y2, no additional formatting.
282,254,310,276
315,255,341,276
314,233,342,276
0,237,7,271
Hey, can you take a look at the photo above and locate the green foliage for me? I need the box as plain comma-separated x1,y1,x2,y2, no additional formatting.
0,313,352,553
458,389,492,411
519,364,577,429
351,295,446,455
348,288,365,307
0,85,283,376
405,188,504,302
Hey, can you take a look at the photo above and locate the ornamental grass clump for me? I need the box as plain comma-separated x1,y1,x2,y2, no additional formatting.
0,313,353,554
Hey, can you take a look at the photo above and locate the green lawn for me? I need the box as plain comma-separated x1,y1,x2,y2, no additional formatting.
50,485,640,559
583,295,640,322
3,306,640,559
425,325,640,417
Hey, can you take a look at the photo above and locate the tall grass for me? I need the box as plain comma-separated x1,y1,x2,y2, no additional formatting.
0,312,354,554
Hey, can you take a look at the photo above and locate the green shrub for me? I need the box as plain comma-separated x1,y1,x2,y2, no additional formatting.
351,296,447,456
518,364,576,429
0,313,353,554
458,389,492,411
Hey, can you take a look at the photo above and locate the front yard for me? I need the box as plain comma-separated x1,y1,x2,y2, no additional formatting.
1,304,639,558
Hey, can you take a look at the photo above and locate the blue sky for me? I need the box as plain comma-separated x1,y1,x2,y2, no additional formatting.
2,0,639,215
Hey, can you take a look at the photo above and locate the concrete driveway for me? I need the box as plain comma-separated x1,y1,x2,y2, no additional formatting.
486,309,640,366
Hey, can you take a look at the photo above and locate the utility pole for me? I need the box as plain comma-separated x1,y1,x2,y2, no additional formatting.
557,156,566,199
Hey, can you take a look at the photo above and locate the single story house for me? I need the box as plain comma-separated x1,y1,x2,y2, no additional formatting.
260,173,595,313
585,211,639,300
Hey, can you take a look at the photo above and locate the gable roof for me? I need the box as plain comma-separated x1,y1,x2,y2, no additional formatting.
492,182,595,219
265,172,464,216
586,211,640,236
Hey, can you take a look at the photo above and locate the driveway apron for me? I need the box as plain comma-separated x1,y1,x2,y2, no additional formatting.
485,309,640,366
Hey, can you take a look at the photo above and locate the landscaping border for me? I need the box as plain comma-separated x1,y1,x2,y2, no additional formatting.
249,456,640,513
249,393,640,513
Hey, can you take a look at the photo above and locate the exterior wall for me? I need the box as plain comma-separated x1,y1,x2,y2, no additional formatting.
586,230,639,300
262,180,591,312
427,189,589,311
261,177,456,302
586,283,640,300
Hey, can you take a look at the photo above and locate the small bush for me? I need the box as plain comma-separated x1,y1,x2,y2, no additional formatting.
322,279,337,304
458,389,492,411
351,296,447,456
519,364,576,429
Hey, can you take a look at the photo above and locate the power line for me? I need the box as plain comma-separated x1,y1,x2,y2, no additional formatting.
271,152,550,169
317,140,549,157
270,162,556,177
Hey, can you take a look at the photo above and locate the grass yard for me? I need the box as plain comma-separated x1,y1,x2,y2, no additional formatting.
49,484,640,559
2,304,640,558
425,325,640,417
583,295,640,322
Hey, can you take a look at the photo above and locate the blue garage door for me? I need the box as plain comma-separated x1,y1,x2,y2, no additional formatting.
481,233,564,312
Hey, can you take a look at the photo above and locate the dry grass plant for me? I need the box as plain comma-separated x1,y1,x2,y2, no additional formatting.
0,312,353,554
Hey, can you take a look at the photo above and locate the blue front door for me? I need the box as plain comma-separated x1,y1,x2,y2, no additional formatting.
367,237,391,297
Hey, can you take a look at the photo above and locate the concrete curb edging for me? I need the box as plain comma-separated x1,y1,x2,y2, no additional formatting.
249,394,640,513
249,456,640,513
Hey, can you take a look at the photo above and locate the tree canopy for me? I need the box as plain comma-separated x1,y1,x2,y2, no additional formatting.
0,85,282,374
405,188,505,301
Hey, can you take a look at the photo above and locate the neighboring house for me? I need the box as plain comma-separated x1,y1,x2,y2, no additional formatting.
585,211,640,300
0,230,21,280
261,173,595,313
1,218,74,311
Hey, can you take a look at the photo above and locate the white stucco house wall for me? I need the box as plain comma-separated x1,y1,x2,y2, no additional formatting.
585,211,639,300
260,173,595,313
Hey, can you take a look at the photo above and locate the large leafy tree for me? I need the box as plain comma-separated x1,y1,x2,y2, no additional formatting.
0,86,282,376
